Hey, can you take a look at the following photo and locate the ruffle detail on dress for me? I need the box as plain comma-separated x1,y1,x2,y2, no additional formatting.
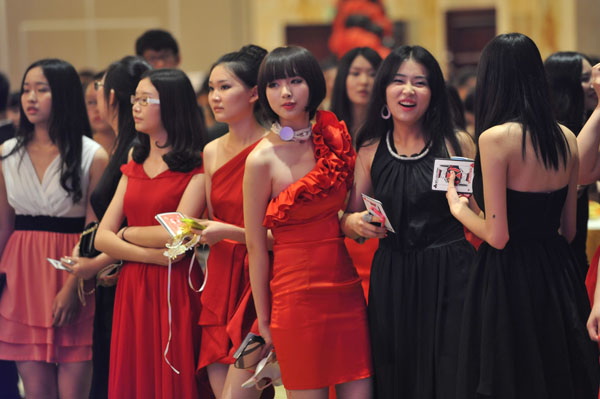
120,160,203,180
264,110,356,228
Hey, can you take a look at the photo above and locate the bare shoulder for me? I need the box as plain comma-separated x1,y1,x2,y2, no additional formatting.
246,137,272,170
479,123,518,148
202,136,221,174
558,124,578,148
356,138,380,166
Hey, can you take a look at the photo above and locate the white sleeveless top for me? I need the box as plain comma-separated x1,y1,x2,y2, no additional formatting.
1,136,101,217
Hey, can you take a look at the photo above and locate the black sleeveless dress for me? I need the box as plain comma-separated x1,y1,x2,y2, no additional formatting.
369,133,475,398
455,163,600,398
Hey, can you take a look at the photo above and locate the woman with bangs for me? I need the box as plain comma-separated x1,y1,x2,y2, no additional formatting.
0,59,108,398
95,68,208,399
244,46,373,398
341,45,476,398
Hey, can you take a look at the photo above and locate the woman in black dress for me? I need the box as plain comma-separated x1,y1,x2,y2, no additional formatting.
341,45,475,399
446,33,599,398
62,56,151,399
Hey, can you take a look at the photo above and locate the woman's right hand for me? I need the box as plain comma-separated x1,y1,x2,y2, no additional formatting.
257,319,274,359
144,247,185,266
346,211,387,240
587,303,600,342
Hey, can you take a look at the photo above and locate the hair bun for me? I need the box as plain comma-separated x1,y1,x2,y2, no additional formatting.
239,44,267,65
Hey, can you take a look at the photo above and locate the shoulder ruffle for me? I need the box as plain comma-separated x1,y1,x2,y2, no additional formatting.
264,110,356,227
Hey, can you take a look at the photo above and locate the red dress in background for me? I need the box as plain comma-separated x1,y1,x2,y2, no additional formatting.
344,237,378,301
197,141,261,369
108,161,207,399
263,111,372,390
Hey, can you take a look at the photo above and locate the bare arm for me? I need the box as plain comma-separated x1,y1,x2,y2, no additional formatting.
0,150,15,259
119,172,207,248
243,148,274,354
447,126,510,249
340,141,387,240
95,176,168,265
559,131,579,243
577,63,600,184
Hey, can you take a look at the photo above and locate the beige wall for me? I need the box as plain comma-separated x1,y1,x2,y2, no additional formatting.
1,0,598,89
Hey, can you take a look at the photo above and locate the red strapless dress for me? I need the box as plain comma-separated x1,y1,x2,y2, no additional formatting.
263,111,373,390
197,141,262,369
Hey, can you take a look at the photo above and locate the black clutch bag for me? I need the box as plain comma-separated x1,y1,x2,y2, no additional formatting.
79,221,100,258
0,272,5,298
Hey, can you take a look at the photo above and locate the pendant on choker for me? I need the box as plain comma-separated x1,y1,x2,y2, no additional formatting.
271,122,312,142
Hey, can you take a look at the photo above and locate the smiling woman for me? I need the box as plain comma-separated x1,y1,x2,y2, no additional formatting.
340,45,476,399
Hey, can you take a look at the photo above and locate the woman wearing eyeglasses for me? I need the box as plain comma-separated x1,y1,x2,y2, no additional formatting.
95,68,208,399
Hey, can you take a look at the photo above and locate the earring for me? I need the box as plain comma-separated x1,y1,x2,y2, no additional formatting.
380,104,391,120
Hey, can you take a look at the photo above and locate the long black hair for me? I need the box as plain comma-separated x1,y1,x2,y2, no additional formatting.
209,44,267,122
132,69,205,171
330,47,382,135
101,56,151,182
544,51,585,134
356,45,461,156
257,46,326,122
476,33,569,170
5,58,91,203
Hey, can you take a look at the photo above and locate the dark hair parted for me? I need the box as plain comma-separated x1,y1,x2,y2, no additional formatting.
5,59,91,203
257,46,326,122
132,69,205,172
356,45,462,157
544,51,585,134
330,47,382,135
446,83,467,131
135,29,179,56
210,44,267,121
102,56,151,176
476,33,569,170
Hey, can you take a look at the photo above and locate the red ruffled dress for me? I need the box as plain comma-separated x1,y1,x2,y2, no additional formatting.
197,141,261,369
263,111,373,390
108,161,206,399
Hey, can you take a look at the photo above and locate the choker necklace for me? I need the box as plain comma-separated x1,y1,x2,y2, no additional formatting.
271,122,312,142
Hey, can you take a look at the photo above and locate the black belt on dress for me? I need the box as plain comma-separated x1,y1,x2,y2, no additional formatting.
14,215,85,233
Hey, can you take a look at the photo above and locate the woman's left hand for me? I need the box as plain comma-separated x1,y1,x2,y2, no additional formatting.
192,220,227,246
52,281,80,327
446,171,470,217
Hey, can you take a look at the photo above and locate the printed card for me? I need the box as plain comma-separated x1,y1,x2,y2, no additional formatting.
431,157,474,194
361,193,396,233
155,212,186,237
47,258,72,272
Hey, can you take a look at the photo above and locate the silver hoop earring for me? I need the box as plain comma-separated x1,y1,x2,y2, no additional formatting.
380,104,391,120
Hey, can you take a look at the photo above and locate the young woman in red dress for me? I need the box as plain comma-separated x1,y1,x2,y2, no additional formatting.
95,68,208,399
244,46,373,399
193,45,272,399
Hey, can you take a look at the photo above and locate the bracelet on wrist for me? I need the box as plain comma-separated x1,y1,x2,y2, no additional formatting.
122,226,131,244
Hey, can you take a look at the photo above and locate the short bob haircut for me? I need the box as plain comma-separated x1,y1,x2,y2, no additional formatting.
330,47,382,136
5,58,90,203
210,44,267,121
476,33,568,170
544,51,585,134
132,69,205,172
356,45,462,157
331,47,381,133
257,46,326,122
